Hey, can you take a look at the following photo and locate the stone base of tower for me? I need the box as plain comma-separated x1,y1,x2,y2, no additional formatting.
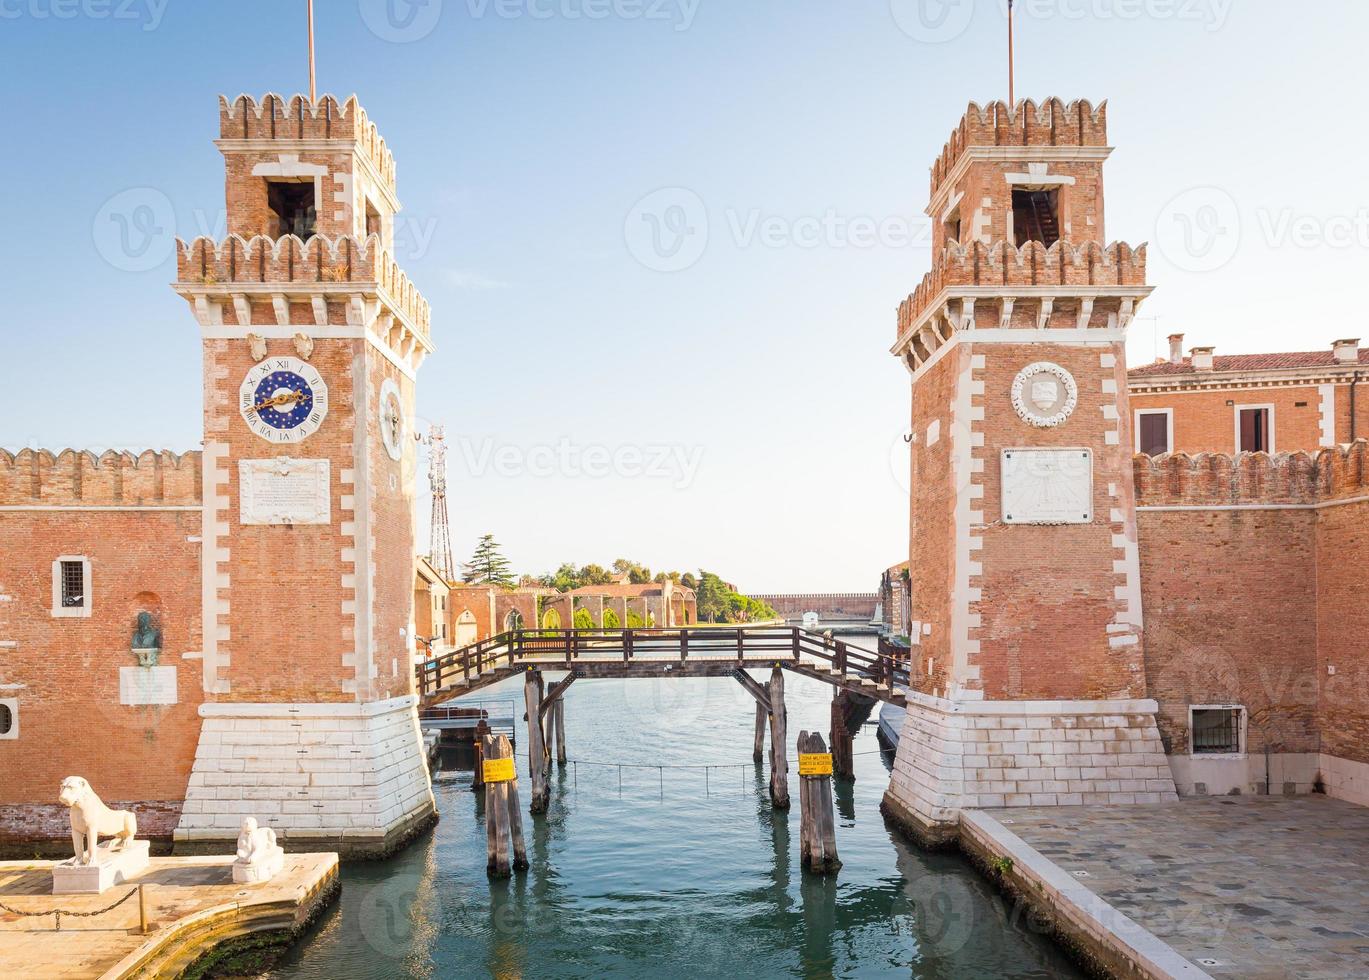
174,695,437,860
882,692,1177,848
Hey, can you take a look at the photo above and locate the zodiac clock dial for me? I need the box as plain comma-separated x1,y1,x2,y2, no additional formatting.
239,356,329,444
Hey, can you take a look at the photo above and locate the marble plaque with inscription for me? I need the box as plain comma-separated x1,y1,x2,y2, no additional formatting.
1001,449,1093,525
239,458,331,526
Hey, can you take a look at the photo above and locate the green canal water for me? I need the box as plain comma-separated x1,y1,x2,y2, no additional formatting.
267,654,1082,979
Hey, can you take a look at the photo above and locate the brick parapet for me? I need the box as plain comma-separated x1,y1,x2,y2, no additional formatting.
219,94,396,193
175,234,430,340
1132,440,1369,508
895,240,1147,343
0,448,202,507
930,99,1108,200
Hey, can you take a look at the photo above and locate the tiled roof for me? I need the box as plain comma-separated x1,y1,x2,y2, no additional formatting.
1129,350,1369,378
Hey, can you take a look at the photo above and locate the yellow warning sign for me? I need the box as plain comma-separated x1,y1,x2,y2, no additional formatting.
798,753,833,776
483,757,517,783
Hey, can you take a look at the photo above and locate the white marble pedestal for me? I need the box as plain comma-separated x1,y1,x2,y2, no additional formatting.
233,847,285,884
52,840,150,895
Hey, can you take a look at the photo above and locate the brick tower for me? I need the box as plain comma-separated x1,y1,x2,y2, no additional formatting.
172,94,436,855
885,100,1177,845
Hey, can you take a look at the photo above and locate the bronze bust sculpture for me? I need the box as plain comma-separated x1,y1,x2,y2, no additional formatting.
131,611,162,667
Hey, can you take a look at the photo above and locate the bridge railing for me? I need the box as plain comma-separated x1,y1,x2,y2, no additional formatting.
416,626,910,699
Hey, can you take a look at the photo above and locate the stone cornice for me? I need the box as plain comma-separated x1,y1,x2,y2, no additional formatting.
1128,366,1367,394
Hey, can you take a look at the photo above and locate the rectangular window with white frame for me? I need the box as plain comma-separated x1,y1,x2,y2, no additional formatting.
51,556,91,618
1189,705,1246,757
1236,404,1275,454
1135,409,1173,457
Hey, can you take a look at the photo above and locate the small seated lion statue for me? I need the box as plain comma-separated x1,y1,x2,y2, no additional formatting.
58,776,138,866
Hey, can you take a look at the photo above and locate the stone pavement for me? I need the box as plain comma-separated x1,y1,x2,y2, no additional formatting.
991,796,1369,979
0,853,337,979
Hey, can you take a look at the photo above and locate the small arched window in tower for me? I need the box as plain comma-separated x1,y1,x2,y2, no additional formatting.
1012,188,1060,248
267,180,317,240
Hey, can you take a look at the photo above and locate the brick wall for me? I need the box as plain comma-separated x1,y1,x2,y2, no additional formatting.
0,449,203,845
1130,385,1330,455
1134,443,1369,771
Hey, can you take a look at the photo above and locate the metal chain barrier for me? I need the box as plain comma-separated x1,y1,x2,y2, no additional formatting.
0,885,140,931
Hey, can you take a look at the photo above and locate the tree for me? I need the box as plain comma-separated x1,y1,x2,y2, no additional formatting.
602,606,621,629
680,572,698,590
612,558,653,584
577,563,615,586
463,535,515,587
573,607,594,630
695,571,731,624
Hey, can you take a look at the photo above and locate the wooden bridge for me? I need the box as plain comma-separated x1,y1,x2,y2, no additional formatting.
415,626,908,817
415,626,910,710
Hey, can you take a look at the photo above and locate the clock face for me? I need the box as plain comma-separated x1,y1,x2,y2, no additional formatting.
379,378,405,461
239,356,329,444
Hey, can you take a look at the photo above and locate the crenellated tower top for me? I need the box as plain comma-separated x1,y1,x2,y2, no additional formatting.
894,98,1147,372
217,93,399,249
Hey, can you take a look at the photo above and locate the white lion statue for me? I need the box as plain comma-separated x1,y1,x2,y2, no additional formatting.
233,817,285,884
58,776,137,866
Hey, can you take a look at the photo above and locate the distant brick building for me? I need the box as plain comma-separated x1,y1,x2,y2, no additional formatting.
0,93,438,857
1129,335,1369,455
884,98,1369,845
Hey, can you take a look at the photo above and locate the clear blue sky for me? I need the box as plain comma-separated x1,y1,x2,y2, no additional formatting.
2,1,1366,591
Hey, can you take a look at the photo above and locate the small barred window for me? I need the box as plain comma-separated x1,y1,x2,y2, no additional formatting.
60,561,86,608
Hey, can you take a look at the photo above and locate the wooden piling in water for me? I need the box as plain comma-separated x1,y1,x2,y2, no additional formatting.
472,719,491,792
753,701,767,761
525,670,550,813
483,733,526,877
553,698,567,767
830,696,853,783
797,731,841,874
767,666,790,809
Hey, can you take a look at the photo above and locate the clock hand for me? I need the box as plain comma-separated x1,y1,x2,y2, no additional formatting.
254,390,307,413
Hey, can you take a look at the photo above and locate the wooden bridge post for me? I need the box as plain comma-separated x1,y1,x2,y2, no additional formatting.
830,695,854,783
753,701,767,762
767,665,790,809
797,731,841,875
525,670,550,813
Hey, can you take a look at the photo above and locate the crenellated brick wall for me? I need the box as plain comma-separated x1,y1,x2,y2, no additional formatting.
1134,442,1369,798
0,448,202,506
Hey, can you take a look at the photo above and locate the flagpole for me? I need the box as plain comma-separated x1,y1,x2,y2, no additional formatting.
1008,0,1016,107
308,0,317,102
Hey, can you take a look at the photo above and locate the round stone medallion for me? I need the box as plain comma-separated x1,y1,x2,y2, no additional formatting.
1011,362,1078,428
